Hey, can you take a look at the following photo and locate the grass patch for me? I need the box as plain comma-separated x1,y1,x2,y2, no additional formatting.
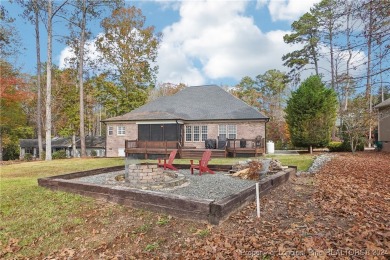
265,154,314,171
146,154,314,171
0,158,124,179
196,228,210,238
0,158,125,258
144,242,159,252
156,215,171,226
133,224,152,234
0,155,313,257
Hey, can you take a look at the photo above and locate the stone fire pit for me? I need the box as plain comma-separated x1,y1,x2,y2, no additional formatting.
110,163,187,190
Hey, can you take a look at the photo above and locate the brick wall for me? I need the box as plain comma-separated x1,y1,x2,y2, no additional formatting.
184,121,266,149
106,123,137,157
105,120,267,156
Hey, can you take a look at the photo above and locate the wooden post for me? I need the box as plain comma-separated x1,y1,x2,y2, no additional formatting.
145,141,148,159
233,139,236,157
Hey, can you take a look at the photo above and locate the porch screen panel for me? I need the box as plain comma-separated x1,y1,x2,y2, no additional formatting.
150,124,163,141
138,125,150,141
138,124,180,141
163,124,178,141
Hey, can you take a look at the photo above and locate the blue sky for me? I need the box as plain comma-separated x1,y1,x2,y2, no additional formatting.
5,0,322,86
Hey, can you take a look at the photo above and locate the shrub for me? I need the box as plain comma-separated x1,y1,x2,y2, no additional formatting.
342,140,364,152
327,142,344,152
24,153,33,161
3,143,19,161
327,141,364,152
90,150,97,157
52,150,67,159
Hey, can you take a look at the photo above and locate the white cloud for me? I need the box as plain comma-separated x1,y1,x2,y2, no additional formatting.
59,0,332,86
156,0,297,85
58,38,101,70
261,0,321,22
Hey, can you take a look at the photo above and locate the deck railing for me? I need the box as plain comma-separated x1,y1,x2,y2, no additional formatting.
125,140,180,150
226,137,265,149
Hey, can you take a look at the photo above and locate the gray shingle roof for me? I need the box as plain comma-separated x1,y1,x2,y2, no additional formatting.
375,98,390,109
104,85,268,122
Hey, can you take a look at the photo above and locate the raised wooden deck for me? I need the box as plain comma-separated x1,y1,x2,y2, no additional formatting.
124,139,265,159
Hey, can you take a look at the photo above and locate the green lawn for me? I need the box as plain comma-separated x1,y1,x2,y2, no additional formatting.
147,154,314,171
0,155,313,258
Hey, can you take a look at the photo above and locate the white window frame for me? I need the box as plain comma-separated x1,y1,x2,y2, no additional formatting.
193,126,200,141
108,126,114,136
201,126,208,141
219,124,237,139
185,126,192,142
185,125,208,142
117,126,125,136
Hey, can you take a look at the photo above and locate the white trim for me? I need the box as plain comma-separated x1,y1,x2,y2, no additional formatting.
185,125,208,142
136,120,184,125
117,126,125,135
108,126,114,136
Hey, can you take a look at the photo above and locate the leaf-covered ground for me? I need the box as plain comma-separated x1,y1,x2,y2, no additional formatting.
3,152,389,259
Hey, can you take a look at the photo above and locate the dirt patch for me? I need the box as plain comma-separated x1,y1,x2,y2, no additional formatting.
8,152,390,259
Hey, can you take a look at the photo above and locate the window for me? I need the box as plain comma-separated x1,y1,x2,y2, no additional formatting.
219,124,236,139
193,126,200,141
228,125,237,139
218,125,227,139
108,126,114,136
185,126,192,142
201,126,208,141
185,125,208,142
117,126,125,135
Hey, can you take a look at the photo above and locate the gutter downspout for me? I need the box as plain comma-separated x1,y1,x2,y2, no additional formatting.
102,121,107,157
265,118,270,154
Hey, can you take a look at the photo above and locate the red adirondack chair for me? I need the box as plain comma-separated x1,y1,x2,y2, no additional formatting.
190,150,215,176
158,149,178,170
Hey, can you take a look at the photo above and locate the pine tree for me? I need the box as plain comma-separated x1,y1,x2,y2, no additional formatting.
285,75,338,153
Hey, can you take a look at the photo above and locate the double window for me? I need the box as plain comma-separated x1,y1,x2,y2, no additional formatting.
185,125,208,142
218,124,237,139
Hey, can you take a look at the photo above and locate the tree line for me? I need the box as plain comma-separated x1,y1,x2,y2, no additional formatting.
1,1,163,160
233,0,389,152
1,0,389,160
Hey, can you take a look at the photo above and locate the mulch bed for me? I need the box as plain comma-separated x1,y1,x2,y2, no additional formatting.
41,152,390,259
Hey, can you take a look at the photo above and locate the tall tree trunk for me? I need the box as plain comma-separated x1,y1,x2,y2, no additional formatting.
312,44,319,75
379,40,384,102
78,0,87,157
329,25,335,90
34,0,43,160
0,133,3,161
309,145,313,154
365,0,373,148
72,132,77,157
344,2,353,111
45,0,53,160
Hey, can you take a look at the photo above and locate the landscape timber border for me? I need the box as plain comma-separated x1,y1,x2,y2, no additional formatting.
38,164,296,225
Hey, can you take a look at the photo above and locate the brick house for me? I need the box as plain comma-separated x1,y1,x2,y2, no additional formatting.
375,98,390,152
103,85,269,158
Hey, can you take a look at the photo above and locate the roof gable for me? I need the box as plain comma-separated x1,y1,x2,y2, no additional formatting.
105,85,268,122
375,98,390,109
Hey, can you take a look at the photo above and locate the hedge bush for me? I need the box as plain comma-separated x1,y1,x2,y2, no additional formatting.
52,150,67,159
328,141,364,152
24,153,33,161
327,142,344,152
